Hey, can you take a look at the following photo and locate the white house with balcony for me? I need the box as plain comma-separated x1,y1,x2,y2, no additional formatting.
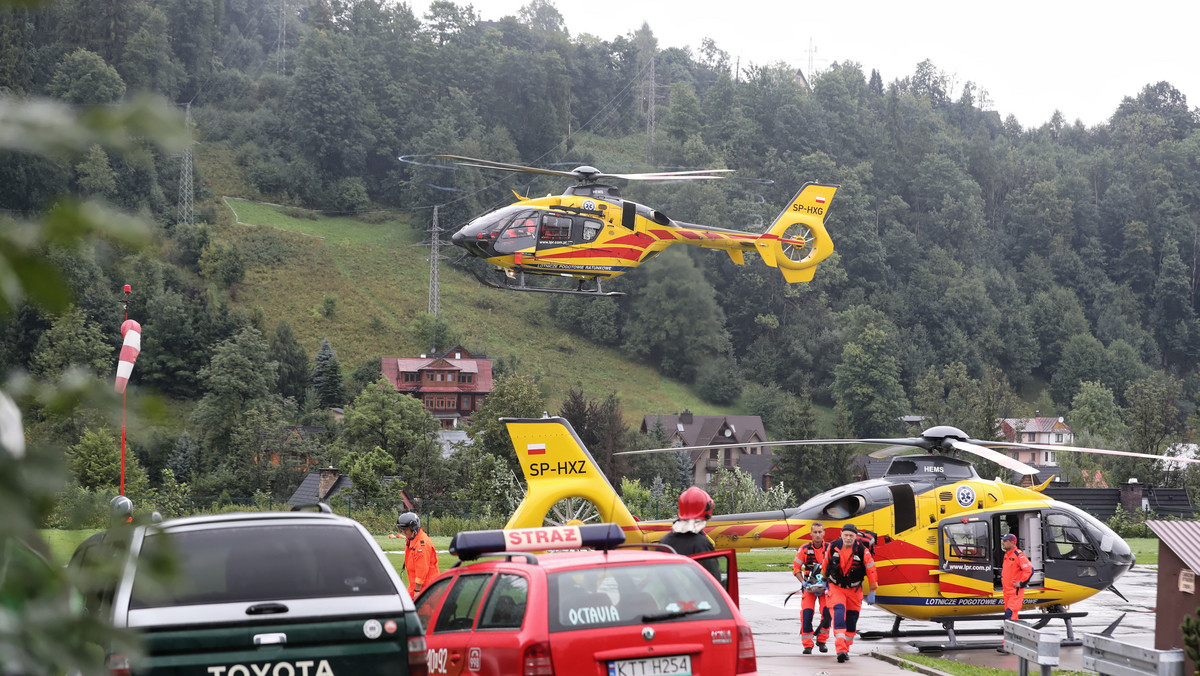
997,416,1074,466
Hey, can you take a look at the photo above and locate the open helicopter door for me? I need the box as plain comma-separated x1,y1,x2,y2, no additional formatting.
934,516,995,599
1020,513,1045,586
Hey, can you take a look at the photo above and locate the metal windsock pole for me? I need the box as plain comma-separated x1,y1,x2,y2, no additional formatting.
115,285,141,496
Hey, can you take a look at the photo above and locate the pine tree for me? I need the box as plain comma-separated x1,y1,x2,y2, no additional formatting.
310,338,346,408
269,320,310,402
167,431,197,483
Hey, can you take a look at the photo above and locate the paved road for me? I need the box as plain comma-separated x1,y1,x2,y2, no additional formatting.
740,565,1159,675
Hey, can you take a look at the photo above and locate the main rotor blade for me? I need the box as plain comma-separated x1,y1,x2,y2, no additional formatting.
868,445,927,459
608,174,730,181
949,440,1038,475
607,169,733,181
615,437,928,456
981,440,1200,465
433,154,579,179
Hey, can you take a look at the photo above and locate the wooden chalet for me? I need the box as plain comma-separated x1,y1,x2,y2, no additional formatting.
381,345,493,429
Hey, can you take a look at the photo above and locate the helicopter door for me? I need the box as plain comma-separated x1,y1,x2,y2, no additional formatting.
1020,513,1044,586
935,518,994,598
535,214,577,252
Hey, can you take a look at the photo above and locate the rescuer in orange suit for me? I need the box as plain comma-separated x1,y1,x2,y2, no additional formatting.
397,512,440,598
792,521,832,654
822,523,878,663
997,532,1034,653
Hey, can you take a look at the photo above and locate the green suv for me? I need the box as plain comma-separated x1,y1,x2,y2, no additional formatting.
80,509,426,676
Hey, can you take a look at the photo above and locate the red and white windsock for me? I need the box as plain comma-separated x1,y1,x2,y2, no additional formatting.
114,319,142,394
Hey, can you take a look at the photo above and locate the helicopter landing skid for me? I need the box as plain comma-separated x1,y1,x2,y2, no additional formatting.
473,269,625,297
891,611,1092,653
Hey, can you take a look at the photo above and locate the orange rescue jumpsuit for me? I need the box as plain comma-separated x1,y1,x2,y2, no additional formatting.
822,542,878,656
404,528,440,598
792,541,832,649
1001,546,1033,620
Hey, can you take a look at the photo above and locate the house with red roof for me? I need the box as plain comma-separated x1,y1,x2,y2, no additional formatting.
998,416,1075,466
381,345,493,429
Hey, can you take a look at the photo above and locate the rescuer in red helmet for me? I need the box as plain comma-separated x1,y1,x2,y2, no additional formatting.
660,486,720,580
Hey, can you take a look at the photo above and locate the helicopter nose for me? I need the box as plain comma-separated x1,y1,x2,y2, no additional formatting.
451,229,465,246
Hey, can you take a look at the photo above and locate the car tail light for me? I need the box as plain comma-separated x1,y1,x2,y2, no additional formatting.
735,625,757,674
408,635,428,676
522,641,554,676
106,654,132,676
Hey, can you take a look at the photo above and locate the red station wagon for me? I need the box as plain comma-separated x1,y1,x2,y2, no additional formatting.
414,523,757,676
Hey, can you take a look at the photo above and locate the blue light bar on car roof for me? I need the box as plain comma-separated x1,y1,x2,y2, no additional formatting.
450,523,626,561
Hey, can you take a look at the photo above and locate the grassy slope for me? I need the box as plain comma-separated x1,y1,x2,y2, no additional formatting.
220,197,733,419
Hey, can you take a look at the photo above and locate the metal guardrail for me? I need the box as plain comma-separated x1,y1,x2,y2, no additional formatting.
1082,633,1184,676
1003,621,1060,676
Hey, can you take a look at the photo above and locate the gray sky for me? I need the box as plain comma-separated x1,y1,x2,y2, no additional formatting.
412,0,1199,129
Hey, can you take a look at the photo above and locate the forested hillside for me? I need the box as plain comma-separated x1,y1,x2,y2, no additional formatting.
3,0,1198,505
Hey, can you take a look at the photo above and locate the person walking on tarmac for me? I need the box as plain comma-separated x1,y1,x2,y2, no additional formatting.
792,522,833,654
659,487,721,581
397,512,439,598
997,533,1034,653
822,523,878,663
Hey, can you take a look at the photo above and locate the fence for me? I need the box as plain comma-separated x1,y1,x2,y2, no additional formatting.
1083,633,1185,676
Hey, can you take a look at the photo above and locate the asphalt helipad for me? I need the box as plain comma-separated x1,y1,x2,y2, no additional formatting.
741,565,1159,675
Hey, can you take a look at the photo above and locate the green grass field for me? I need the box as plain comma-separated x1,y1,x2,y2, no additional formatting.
216,197,737,420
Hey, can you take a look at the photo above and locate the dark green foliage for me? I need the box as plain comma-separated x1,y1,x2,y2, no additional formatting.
310,337,346,408
269,320,309,401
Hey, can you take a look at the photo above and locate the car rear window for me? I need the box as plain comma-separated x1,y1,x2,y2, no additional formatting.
129,524,396,608
547,561,731,632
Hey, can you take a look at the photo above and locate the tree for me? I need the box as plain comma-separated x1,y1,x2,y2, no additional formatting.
269,320,310,401
466,373,545,477
556,388,628,479
190,327,279,467
166,431,198,483
29,306,111,378
74,145,117,198
287,30,375,177
1049,334,1107,406
832,326,908,437
344,446,398,500
310,338,346,408
47,48,126,104
1070,381,1126,443
411,313,459,354
342,376,439,469
621,248,731,382
69,426,148,495
1118,372,1184,486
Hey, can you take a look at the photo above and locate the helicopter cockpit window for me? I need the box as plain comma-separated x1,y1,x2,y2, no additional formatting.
495,212,538,254
539,214,572,242
942,521,990,561
1044,513,1097,561
582,219,602,242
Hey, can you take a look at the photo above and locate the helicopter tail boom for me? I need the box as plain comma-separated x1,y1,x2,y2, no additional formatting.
755,182,838,282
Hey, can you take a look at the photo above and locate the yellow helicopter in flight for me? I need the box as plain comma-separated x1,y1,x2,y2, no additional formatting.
498,416,1198,624
430,155,837,296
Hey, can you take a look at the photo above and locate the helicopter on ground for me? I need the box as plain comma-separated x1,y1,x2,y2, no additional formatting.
427,155,837,296
498,416,1199,624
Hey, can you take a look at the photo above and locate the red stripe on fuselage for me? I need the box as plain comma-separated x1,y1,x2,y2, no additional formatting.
758,524,803,541
537,248,644,262
607,232,655,247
